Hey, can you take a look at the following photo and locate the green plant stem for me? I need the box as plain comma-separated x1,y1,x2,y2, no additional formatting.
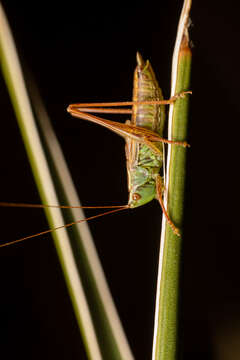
152,1,192,359
159,39,191,360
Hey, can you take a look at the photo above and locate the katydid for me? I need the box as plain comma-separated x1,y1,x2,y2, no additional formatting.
0,52,190,247
67,52,190,235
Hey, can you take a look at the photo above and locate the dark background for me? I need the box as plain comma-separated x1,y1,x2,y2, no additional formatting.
0,1,239,359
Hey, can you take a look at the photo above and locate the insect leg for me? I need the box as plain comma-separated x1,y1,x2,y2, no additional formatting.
67,108,135,137
139,137,188,159
67,102,148,115
68,103,132,114
145,134,190,148
67,90,191,115
68,107,191,149
155,175,181,237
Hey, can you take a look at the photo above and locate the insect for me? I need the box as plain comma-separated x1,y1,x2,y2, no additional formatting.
67,52,190,236
0,52,190,247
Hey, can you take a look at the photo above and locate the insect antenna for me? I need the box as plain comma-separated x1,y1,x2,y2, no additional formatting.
0,203,128,248
0,202,126,209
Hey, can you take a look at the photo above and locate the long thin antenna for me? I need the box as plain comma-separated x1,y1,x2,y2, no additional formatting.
0,202,126,209
0,206,128,248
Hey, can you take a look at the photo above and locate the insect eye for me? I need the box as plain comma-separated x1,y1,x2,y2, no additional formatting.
132,193,141,201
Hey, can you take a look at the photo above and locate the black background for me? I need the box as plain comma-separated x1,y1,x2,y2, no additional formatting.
0,1,239,359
